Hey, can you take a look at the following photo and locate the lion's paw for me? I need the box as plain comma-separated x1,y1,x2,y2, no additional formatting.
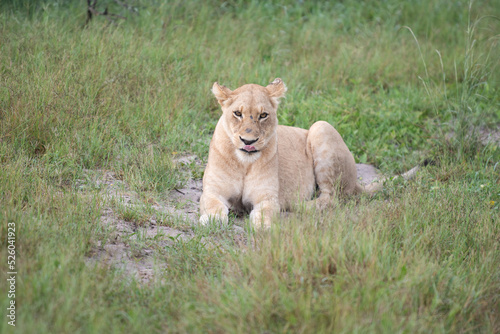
249,212,271,230
199,214,228,226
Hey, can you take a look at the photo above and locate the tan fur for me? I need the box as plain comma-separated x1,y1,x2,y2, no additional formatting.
199,78,363,228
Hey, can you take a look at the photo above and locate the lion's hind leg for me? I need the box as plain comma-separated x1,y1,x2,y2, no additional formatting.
307,121,359,210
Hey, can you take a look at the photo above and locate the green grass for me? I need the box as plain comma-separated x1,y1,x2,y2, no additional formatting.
1,0,499,333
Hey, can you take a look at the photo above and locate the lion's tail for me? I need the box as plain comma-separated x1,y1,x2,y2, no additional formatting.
360,165,420,195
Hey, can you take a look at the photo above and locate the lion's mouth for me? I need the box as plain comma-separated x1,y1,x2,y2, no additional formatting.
240,145,258,153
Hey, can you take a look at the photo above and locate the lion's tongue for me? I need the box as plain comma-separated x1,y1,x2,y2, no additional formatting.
243,145,256,152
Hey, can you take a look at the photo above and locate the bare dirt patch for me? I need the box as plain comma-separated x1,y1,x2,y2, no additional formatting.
478,127,500,146
356,163,381,185
446,126,500,147
83,164,200,284
84,157,382,283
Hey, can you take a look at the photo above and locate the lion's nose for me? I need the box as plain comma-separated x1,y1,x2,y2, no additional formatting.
239,136,258,145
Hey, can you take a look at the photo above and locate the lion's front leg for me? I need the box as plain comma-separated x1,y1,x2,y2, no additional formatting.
199,193,229,225
249,199,280,229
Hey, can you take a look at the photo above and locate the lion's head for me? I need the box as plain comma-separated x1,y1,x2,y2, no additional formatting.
212,78,287,163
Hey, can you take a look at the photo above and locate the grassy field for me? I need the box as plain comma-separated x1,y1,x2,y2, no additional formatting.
1,0,499,333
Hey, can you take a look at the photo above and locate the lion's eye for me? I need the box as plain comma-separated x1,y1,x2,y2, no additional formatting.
259,113,268,119
233,111,242,117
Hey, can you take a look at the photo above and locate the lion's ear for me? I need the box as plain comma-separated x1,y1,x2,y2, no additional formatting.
266,78,287,103
212,82,232,106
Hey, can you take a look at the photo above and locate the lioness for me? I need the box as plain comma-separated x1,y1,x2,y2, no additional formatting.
199,78,364,228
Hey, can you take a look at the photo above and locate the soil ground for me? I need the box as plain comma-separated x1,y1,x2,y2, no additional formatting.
86,159,383,284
